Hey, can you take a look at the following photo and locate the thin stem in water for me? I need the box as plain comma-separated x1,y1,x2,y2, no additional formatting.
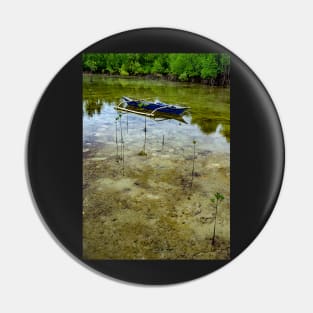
119,115,123,160
191,140,196,187
143,116,147,153
212,200,219,246
115,120,119,161
122,142,125,176
162,135,165,151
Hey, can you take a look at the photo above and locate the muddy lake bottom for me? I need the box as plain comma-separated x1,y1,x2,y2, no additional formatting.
82,77,230,259
83,144,230,260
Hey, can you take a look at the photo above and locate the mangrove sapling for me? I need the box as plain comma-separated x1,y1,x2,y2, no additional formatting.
119,113,123,142
119,113,123,161
190,140,196,187
144,116,147,154
210,192,225,246
121,138,125,175
119,113,126,175
115,116,119,161
162,135,165,151
138,116,147,156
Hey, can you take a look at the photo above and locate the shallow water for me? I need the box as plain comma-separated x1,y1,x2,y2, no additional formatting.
83,76,230,260
83,76,230,153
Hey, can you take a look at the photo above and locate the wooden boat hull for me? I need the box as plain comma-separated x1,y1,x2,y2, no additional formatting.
122,96,188,115
115,105,188,124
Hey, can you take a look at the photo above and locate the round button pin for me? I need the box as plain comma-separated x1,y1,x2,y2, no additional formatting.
27,28,284,284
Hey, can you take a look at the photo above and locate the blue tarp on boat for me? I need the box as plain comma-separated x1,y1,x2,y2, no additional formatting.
122,96,189,115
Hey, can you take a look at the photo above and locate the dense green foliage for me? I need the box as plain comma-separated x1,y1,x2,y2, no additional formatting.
83,53,230,86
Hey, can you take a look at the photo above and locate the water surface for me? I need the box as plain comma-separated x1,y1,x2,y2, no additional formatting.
83,76,230,260
83,76,230,151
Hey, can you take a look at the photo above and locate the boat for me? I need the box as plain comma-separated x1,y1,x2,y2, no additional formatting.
115,105,188,124
120,96,189,115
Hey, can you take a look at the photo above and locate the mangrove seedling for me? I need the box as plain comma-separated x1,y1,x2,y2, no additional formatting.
115,116,119,161
118,112,126,174
190,139,197,187
119,113,123,158
119,113,123,142
121,138,125,175
138,116,147,156
210,192,225,246
143,116,147,153
162,134,165,151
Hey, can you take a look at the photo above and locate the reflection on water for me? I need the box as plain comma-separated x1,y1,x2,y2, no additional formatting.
83,104,229,159
83,76,230,152
84,98,103,117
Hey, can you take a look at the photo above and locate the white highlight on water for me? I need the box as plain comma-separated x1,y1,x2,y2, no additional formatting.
215,124,223,135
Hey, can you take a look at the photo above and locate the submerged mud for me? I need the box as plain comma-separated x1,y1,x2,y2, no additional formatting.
83,77,230,259
83,143,230,259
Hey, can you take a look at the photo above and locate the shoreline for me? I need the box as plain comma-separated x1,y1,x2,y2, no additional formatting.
83,72,230,87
